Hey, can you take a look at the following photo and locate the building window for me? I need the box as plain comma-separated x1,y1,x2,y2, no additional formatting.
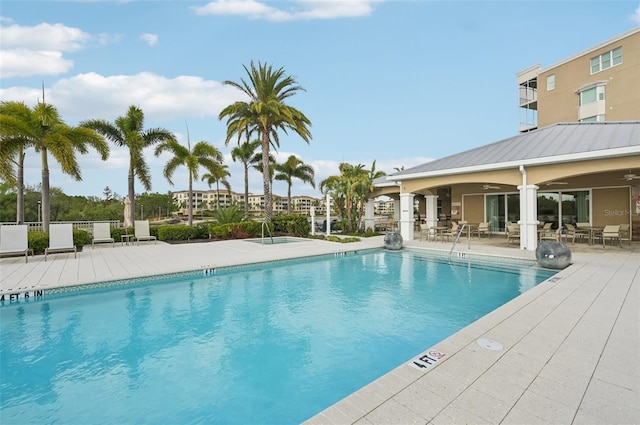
590,47,622,74
579,85,605,106
580,115,605,123
546,74,555,91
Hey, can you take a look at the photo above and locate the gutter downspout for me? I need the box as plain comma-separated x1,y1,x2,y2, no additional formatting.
519,165,527,249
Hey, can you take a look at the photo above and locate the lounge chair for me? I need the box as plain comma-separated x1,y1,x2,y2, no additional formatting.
601,225,621,248
0,224,31,263
45,223,77,261
92,222,115,248
134,220,157,244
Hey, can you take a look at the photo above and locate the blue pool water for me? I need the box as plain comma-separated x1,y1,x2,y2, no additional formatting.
0,249,555,424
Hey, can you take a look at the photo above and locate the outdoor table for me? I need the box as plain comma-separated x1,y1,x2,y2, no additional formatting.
121,234,134,246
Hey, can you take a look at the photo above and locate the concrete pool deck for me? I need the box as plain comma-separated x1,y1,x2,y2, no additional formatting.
1,235,638,424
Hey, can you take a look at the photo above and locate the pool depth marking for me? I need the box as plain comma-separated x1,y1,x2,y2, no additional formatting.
409,349,446,371
0,290,45,305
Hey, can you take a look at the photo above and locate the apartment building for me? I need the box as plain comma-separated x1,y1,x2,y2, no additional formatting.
517,27,639,132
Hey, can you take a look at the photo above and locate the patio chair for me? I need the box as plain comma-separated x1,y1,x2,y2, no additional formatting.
619,224,631,246
0,224,31,263
601,225,621,248
564,223,588,244
474,222,491,238
540,228,562,243
441,223,459,242
45,223,77,261
134,220,157,244
419,224,436,242
506,223,520,245
92,222,115,248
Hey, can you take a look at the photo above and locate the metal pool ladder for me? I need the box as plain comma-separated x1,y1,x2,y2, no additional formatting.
448,223,469,261
261,221,274,245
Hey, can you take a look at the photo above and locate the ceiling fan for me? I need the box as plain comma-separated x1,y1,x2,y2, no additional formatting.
622,173,640,181
482,184,501,190
545,181,568,186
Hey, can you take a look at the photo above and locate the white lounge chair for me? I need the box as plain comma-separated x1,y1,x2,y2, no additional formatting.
45,223,77,261
0,224,31,263
92,222,115,248
134,220,157,244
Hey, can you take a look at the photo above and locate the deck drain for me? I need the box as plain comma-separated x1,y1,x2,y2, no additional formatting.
477,339,503,351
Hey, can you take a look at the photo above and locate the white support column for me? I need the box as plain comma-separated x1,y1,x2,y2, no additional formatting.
425,195,439,229
517,184,539,250
364,199,375,232
399,193,415,240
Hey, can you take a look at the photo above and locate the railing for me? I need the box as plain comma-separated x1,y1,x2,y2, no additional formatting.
261,221,274,245
1,220,122,232
448,223,470,261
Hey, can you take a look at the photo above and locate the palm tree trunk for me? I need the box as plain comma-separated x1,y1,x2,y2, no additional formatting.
261,136,272,222
41,149,50,233
16,150,25,224
188,170,193,227
243,164,249,219
128,168,135,228
216,181,220,210
287,185,292,215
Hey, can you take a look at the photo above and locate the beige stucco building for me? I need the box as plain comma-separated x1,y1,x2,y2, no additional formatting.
373,28,640,250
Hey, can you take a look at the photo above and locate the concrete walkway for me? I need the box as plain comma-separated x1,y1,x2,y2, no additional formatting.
1,235,638,424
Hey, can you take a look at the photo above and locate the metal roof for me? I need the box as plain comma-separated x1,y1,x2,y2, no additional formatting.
390,121,640,180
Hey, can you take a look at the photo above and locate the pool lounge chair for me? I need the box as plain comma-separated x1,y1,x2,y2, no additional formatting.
0,224,31,263
134,220,157,244
45,223,77,261
92,222,115,248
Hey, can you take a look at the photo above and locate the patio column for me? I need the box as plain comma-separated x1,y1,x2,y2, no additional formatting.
364,199,375,232
399,193,415,240
518,183,539,250
425,195,439,229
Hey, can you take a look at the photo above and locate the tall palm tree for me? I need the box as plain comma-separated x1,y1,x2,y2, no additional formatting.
274,155,315,214
230,139,260,217
320,163,370,233
202,164,232,211
81,105,175,227
218,61,312,222
154,134,224,226
1,100,109,232
0,101,30,223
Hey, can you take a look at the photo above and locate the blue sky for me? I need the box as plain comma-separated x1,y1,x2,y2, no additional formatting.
2,0,639,200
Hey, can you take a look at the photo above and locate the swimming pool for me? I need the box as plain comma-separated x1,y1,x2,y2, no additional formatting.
0,249,556,424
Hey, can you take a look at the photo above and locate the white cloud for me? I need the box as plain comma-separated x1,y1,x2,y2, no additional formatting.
193,0,382,21
631,4,640,22
0,21,118,78
140,33,159,46
0,71,245,122
0,22,91,51
0,49,74,78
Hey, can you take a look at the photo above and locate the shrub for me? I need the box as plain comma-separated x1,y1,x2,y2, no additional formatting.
272,214,310,237
157,225,198,241
213,206,245,225
110,227,132,242
28,231,49,254
73,229,91,248
209,221,267,239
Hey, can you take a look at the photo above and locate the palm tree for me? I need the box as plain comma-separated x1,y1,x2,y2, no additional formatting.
0,101,30,223
321,163,372,233
201,164,232,211
1,100,109,232
81,105,175,227
219,61,312,222
154,133,224,226
230,139,260,217
274,155,315,214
